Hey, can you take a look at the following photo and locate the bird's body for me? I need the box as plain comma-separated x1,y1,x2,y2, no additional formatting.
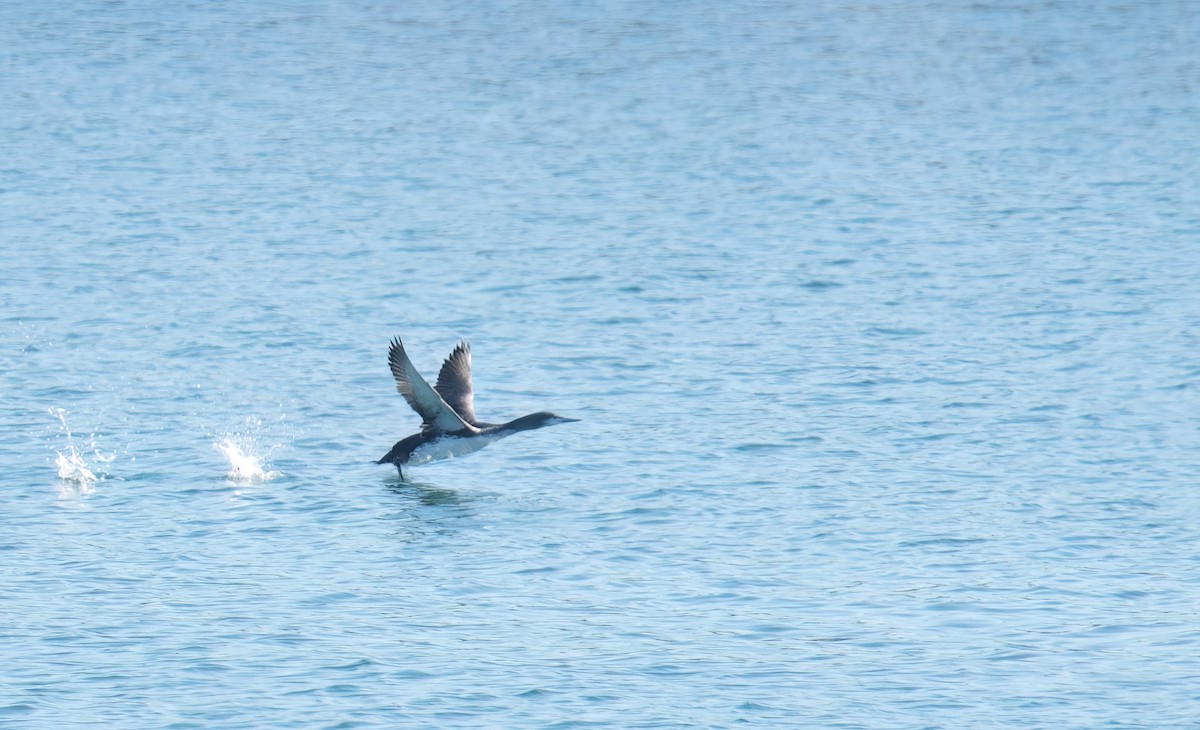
377,337,577,477
378,430,505,468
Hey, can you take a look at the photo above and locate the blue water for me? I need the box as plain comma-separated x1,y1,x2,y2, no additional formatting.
3,1,1200,727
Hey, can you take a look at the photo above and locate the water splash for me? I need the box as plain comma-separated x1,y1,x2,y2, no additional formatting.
50,408,111,495
55,448,97,487
215,436,277,482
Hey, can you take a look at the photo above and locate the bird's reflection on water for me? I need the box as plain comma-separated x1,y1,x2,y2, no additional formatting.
383,476,469,508
379,476,478,541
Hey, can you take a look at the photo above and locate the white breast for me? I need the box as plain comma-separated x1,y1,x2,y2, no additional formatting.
407,433,504,466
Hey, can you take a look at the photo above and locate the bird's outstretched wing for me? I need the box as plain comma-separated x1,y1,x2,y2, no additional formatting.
435,339,477,425
388,337,477,434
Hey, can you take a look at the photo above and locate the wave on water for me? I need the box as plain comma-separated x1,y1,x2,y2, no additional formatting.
50,408,112,495
215,434,278,483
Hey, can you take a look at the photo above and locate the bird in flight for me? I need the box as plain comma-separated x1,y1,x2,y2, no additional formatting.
377,337,578,478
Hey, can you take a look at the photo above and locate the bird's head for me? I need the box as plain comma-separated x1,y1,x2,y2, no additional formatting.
508,411,581,432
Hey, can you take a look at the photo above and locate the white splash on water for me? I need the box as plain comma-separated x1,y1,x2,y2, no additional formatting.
55,448,97,487
50,408,112,495
215,435,277,483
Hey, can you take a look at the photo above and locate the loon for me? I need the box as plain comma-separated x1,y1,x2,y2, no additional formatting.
377,336,578,478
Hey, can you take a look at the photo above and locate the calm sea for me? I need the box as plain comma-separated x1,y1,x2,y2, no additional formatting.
3,1,1199,727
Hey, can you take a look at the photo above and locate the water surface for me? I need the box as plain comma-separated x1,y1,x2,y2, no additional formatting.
2,1,1199,727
